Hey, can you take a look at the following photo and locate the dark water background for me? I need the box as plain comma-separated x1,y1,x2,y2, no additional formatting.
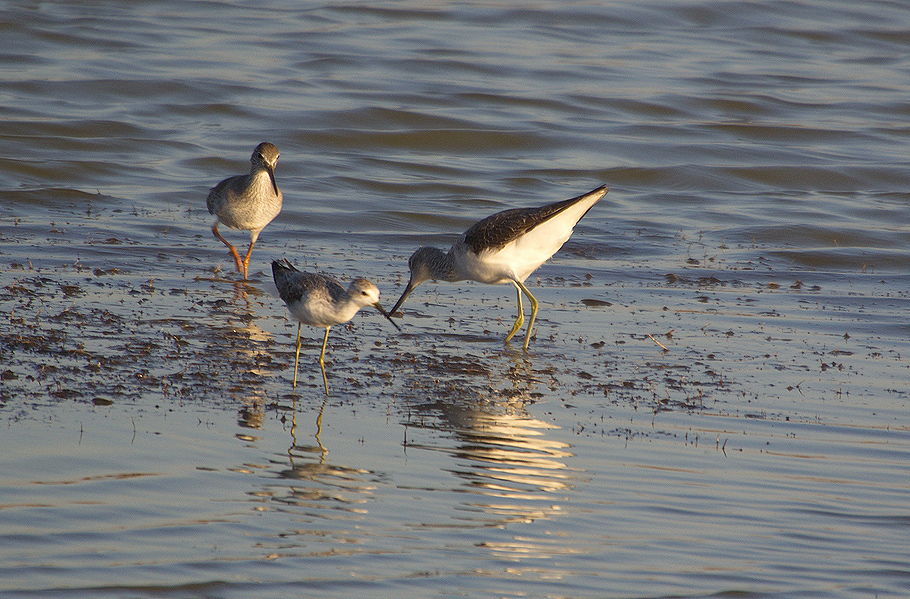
2,1,909,598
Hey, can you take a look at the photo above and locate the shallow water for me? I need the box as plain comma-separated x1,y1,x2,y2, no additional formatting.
2,1,910,598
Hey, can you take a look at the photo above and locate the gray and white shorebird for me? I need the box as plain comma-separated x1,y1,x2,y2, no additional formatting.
389,185,608,351
207,142,283,280
271,259,399,394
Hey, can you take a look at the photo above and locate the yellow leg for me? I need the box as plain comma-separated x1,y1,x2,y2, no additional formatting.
212,223,244,274
319,327,330,396
314,397,328,458
514,280,539,352
504,282,525,343
292,323,302,388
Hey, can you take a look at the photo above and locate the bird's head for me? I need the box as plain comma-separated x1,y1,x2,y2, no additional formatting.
349,278,400,331
251,142,280,195
389,246,451,316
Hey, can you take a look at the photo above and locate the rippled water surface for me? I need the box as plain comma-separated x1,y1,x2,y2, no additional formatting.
2,1,910,598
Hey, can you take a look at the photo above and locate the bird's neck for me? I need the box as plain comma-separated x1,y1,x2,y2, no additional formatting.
420,247,461,282
250,169,278,197
334,300,364,324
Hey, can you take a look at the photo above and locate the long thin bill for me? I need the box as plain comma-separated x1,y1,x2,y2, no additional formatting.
374,303,401,331
389,280,415,316
267,166,279,195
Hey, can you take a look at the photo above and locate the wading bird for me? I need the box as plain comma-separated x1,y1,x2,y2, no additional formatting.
272,258,399,394
207,142,282,280
390,185,607,351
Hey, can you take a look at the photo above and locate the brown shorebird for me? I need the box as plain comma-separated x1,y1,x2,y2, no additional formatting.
207,142,282,280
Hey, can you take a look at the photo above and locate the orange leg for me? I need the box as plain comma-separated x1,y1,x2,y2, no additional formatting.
241,229,263,281
241,240,256,280
212,223,244,274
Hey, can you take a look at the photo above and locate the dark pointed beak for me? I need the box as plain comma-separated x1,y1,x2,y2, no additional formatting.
373,303,401,331
389,277,417,317
266,165,279,195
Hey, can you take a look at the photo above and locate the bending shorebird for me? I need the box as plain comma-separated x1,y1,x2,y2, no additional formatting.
207,142,282,280
271,259,399,394
389,185,607,351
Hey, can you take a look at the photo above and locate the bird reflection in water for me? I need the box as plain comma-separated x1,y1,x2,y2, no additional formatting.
441,405,572,494
403,374,575,535
215,319,273,430
399,381,576,563
270,399,375,514
286,397,328,459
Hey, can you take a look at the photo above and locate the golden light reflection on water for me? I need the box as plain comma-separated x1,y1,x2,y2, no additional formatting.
449,411,574,497
447,407,580,560
400,375,579,560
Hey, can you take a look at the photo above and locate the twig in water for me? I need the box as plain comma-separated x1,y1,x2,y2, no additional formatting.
648,334,669,352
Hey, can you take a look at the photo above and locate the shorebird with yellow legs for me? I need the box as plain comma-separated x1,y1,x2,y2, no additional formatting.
389,185,607,351
207,142,282,280
271,259,399,395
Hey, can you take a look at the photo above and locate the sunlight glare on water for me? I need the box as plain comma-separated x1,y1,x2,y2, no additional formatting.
1,1,910,598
